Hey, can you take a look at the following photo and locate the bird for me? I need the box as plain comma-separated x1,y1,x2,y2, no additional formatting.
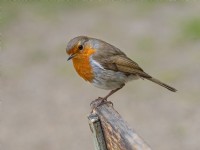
66,36,177,104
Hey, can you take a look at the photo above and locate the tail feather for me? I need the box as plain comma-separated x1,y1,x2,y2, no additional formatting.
146,77,177,92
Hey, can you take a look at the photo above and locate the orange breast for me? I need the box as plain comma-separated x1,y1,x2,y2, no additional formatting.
72,47,95,82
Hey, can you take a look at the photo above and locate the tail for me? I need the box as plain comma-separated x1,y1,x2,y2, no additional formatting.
146,77,177,92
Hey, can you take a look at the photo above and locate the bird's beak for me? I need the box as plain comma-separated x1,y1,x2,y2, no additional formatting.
67,54,76,61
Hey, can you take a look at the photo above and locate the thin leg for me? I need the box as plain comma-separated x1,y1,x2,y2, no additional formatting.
90,84,125,112
103,84,125,100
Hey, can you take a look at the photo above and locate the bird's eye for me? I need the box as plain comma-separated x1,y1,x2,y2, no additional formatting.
78,45,83,50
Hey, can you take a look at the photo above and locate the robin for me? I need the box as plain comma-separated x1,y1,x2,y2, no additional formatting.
66,36,177,104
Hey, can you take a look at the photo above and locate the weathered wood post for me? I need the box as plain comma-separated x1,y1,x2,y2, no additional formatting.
88,98,152,150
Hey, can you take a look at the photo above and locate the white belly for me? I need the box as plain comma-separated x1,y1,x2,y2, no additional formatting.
90,58,138,90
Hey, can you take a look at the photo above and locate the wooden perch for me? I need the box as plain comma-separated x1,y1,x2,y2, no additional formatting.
88,98,152,150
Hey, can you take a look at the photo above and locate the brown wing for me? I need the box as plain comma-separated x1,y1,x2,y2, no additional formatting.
91,43,177,92
94,54,151,78
90,38,151,78
109,55,151,78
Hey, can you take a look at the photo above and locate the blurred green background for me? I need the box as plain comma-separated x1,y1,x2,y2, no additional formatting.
1,1,200,150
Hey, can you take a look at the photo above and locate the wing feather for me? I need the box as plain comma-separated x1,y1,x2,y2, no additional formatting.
93,53,151,78
108,55,151,78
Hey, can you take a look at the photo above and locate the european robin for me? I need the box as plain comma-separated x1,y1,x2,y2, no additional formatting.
66,36,177,103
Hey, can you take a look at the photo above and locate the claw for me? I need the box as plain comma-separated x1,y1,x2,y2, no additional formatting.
90,97,103,107
90,97,113,113
98,100,113,107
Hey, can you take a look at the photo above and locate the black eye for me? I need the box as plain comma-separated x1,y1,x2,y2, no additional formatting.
78,45,83,50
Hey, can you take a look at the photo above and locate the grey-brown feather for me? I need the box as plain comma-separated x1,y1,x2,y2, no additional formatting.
91,38,177,92
92,46,151,79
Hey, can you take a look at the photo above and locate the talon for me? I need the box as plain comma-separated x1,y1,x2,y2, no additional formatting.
106,101,113,106
90,97,113,113
90,97,102,106
90,97,104,111
97,99,113,107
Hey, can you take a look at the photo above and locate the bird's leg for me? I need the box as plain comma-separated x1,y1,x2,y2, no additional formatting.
90,84,125,111
103,84,125,101
97,84,125,106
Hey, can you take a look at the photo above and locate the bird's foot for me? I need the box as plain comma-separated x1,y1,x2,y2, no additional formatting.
90,97,113,113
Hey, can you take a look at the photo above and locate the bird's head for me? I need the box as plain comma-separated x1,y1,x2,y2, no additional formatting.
66,36,97,61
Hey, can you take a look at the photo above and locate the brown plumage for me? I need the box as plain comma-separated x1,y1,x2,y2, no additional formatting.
91,39,176,92
66,36,177,101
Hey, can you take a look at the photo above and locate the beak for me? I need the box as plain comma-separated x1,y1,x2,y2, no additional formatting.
67,54,76,61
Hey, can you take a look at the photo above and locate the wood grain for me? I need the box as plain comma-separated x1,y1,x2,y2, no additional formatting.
90,99,152,150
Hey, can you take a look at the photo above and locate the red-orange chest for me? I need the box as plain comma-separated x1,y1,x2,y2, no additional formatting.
72,53,94,82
